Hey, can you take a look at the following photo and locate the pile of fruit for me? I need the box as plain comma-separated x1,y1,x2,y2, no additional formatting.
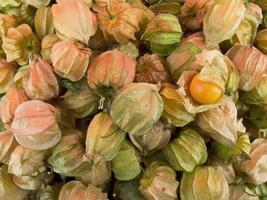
1,0,267,199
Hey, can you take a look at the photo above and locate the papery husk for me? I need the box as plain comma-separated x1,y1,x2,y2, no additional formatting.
176,49,236,114
212,132,251,162
22,0,51,8
149,0,181,15
51,40,92,81
203,0,246,49
135,53,170,84
166,43,201,83
110,83,163,136
0,130,17,164
0,13,18,37
242,75,267,105
85,112,126,164
58,181,108,200
256,29,267,54
0,59,16,94
76,161,111,188
52,0,97,45
210,158,236,184
48,129,91,177
197,97,238,146
0,166,29,200
36,184,62,200
139,161,179,200
0,0,21,8
61,88,99,118
87,49,136,94
226,44,267,91
23,57,59,101
7,144,47,177
41,34,60,63
10,100,62,150
13,65,29,89
2,24,41,65
180,166,229,200
160,83,195,127
0,86,28,125
13,169,53,191
221,3,262,50
114,178,146,200
34,6,54,40
229,185,259,200
115,42,139,59
96,1,142,44
163,128,207,172
129,121,171,156
142,13,183,56
180,0,208,31
111,140,141,181
238,138,267,185
53,103,76,129
181,32,206,50
19,4,37,27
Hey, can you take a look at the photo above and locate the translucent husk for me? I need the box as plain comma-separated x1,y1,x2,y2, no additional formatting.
129,120,171,156
96,1,142,44
51,40,92,81
10,100,62,150
0,59,17,94
160,84,195,127
41,34,60,63
226,44,267,91
149,0,181,15
2,24,41,65
180,166,229,200
256,29,267,54
87,49,136,92
142,13,183,56
163,128,207,172
196,97,238,146
166,43,201,83
135,53,170,84
111,140,141,181
139,161,179,200
242,76,267,105
0,86,28,125
13,169,53,191
0,13,18,37
58,181,108,200
221,3,262,50
203,0,246,49
76,161,111,188
52,0,97,45
8,144,47,177
0,166,29,200
0,130,17,164
238,138,267,185
85,112,126,164
180,0,208,31
22,57,59,101
110,83,163,136
212,132,251,162
34,6,54,39
22,0,51,8
48,129,91,177
229,185,259,200
61,88,99,118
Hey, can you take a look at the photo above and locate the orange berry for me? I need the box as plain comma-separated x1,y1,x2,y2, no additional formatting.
189,74,223,104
